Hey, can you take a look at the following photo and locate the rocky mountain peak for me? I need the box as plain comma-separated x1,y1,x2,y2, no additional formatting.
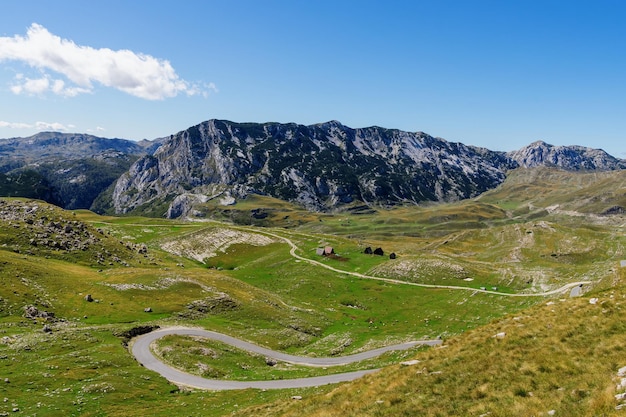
507,140,625,170
110,119,516,217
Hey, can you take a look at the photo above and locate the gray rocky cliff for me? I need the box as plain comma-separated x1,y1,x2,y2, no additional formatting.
110,120,625,218
111,120,517,216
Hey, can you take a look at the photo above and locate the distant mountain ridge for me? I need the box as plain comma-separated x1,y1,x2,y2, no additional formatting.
1,122,623,216
0,132,160,210
0,132,154,160
507,140,625,170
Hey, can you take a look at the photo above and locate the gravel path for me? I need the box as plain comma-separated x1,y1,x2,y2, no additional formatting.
257,229,592,297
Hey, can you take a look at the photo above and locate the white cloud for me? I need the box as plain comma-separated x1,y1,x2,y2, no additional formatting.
200,82,219,98
0,120,32,129
0,119,77,133
0,120,71,131
0,23,211,100
35,121,70,131
8,73,89,97
10,75,49,95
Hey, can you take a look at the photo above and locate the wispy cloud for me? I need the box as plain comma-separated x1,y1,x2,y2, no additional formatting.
0,23,211,100
35,121,70,131
86,126,106,133
9,73,90,97
0,120,72,131
0,120,32,129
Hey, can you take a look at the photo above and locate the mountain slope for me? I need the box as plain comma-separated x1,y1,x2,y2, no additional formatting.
237,273,626,417
111,120,517,216
0,131,151,162
111,120,625,218
477,167,626,217
2,125,623,217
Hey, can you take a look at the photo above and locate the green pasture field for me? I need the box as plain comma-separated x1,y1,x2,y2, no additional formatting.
1,166,624,417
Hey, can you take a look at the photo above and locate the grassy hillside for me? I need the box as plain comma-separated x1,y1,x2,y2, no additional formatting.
477,167,626,217
0,167,624,416
238,267,626,417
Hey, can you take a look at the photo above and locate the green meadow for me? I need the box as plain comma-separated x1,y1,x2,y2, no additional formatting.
1,168,625,416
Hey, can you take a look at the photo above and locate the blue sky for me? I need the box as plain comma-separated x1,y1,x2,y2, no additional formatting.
1,1,625,157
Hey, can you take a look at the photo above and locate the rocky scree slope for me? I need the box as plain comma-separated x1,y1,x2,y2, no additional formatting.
0,199,151,267
111,120,625,218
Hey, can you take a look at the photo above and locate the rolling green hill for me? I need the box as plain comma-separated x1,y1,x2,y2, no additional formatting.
0,167,624,416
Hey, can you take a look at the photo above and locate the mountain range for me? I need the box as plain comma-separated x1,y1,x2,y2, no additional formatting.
1,120,624,217
0,132,161,210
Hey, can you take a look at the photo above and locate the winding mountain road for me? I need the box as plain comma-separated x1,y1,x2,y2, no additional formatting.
131,327,441,390
129,225,592,390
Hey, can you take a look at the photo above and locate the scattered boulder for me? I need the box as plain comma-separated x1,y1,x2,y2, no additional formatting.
84,294,93,302
291,395,302,400
265,357,277,367
42,324,52,333
23,305,41,319
364,247,373,255
389,252,397,259
144,307,152,313
373,247,384,256
23,305,55,321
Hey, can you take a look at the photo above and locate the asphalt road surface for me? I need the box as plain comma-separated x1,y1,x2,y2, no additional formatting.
131,327,441,390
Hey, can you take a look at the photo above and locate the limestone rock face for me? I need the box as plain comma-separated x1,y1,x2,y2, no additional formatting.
3,124,624,217
111,120,516,216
